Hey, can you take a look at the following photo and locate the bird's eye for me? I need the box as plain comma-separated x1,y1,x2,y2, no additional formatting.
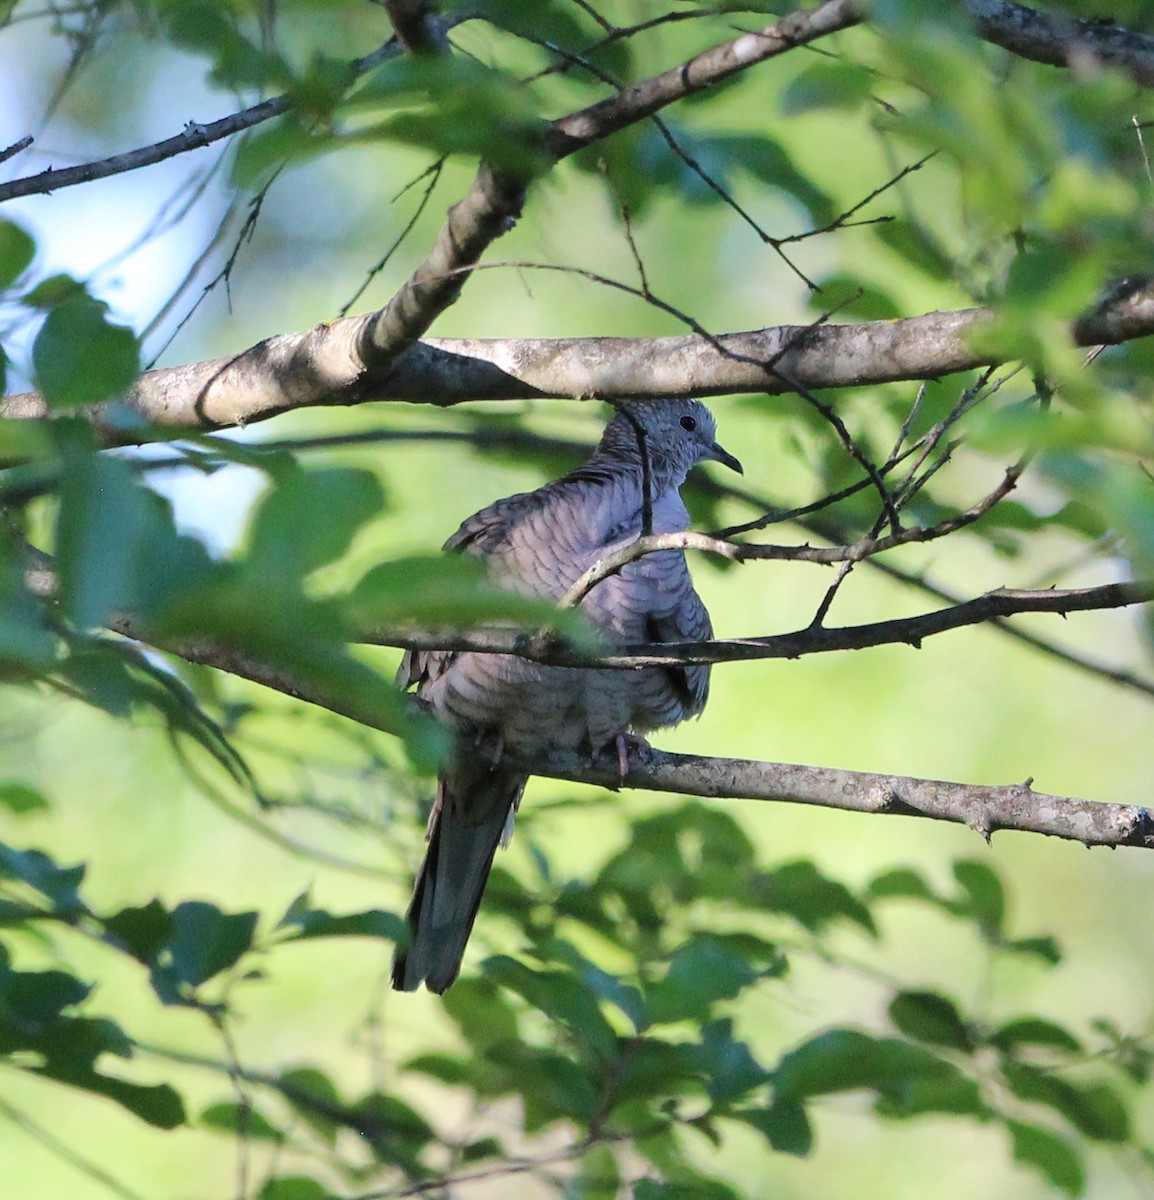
680,415,697,432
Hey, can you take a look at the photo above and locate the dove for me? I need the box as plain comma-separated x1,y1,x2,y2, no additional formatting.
392,400,741,992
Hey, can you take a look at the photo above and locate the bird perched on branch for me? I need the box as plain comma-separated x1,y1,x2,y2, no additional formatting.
392,400,742,992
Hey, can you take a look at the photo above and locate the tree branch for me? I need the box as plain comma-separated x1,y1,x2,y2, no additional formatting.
965,0,1154,87
54,574,1149,852
365,580,1154,667
548,0,863,154
560,531,746,609
26,547,1148,850
0,39,409,203
73,580,1154,852
348,0,864,376
5,279,1154,431
380,0,446,54
531,747,1154,850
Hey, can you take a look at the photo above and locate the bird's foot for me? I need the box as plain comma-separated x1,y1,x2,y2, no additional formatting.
597,732,653,778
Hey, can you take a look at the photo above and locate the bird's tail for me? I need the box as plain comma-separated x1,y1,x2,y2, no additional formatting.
392,762,525,993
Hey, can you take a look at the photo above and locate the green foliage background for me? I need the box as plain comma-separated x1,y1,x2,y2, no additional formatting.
1,1,1154,1198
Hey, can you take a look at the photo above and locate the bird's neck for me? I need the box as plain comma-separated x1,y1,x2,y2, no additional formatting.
583,444,686,498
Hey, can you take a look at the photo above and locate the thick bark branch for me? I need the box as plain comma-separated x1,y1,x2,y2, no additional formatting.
5,280,1154,430
532,748,1154,850
966,0,1154,86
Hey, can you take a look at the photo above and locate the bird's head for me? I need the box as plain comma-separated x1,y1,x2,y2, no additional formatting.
602,399,743,489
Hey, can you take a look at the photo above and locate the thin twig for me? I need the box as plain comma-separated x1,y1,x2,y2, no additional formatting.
0,38,410,202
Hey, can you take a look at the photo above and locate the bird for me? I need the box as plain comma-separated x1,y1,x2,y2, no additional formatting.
392,399,742,992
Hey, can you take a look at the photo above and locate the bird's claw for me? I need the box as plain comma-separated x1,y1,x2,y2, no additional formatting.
600,732,653,778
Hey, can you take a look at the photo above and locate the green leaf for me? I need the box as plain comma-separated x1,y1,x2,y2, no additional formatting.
951,859,1005,939
201,1100,284,1141
40,1067,186,1129
694,1018,768,1103
866,867,939,902
491,1042,600,1128
279,1067,343,1146
615,1036,702,1104
56,452,161,629
989,1018,1082,1055
164,3,292,91
780,62,874,115
1005,1119,1084,1196
348,554,593,642
0,218,35,289
462,1136,504,1163
348,55,548,174
163,901,259,989
0,964,90,1032
729,133,836,226
812,273,904,321
484,956,617,1060
646,937,759,1025
773,1028,980,1116
754,860,876,935
1004,936,1061,965
259,1178,333,1200
889,991,973,1052
632,1176,739,1200
0,541,56,670
535,939,647,1032
1002,1062,1130,1142
246,465,384,588
875,219,955,282
104,899,173,964
353,1090,435,1169
403,1053,472,1086
22,273,85,309
279,905,406,943
233,115,332,188
32,296,138,410
442,976,521,1053
737,1098,813,1156
54,639,251,789
568,1144,620,1200
0,782,48,815
0,842,84,913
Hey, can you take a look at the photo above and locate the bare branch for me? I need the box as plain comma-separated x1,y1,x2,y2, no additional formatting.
868,558,1154,700
549,0,863,153
559,531,745,609
6,281,1154,432
364,580,1154,667
965,0,1154,87
0,35,411,204
0,135,33,166
531,747,1154,850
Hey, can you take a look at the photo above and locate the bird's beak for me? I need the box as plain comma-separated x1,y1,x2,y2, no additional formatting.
709,441,743,475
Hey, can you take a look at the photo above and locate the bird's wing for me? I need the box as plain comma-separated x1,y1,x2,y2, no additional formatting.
641,562,713,717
